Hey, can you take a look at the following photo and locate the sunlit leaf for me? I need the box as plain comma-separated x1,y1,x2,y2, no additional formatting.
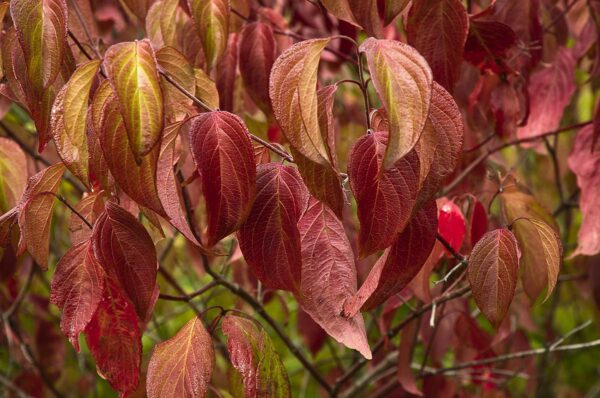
188,0,229,70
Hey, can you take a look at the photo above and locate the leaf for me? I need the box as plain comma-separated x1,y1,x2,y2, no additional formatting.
297,309,327,356
512,218,562,302
383,0,410,25
517,48,576,143
68,191,107,245
238,163,308,292
406,0,469,91
215,32,238,112
94,80,165,216
194,67,219,109
360,38,433,170
296,198,371,359
50,241,104,351
84,277,142,395
348,132,420,257
92,201,159,322
221,314,291,398
343,200,437,315
156,46,196,122
437,198,466,256
467,228,520,328
50,60,101,186
292,85,344,218
10,0,68,90
270,38,333,166
145,0,187,49
189,111,256,246
17,163,66,269
103,39,164,162
156,122,203,246
463,19,517,73
0,137,28,213
188,0,229,69
568,125,600,256
120,0,151,21
239,22,276,115
500,185,557,232
147,316,215,398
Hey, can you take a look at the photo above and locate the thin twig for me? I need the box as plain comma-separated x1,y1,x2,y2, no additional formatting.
158,281,219,302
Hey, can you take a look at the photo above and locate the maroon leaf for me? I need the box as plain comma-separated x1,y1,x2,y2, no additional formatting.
348,132,420,257
297,198,371,359
238,163,308,292
406,0,469,91
85,277,142,395
297,309,327,356
464,19,517,73
189,111,257,246
215,33,238,112
343,200,437,315
467,228,520,327
50,241,104,350
92,201,159,322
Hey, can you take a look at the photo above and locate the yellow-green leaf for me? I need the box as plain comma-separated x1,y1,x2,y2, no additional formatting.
194,67,219,109
270,38,332,166
50,60,101,186
156,46,196,122
0,137,28,214
360,38,433,170
188,0,230,70
103,39,164,163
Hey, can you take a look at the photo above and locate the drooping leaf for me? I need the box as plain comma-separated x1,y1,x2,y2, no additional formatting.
92,201,159,322
156,46,196,122
17,163,66,269
68,190,107,245
0,137,28,213
512,218,562,302
94,80,165,216
188,0,229,70
348,132,420,257
360,38,433,170
383,0,410,25
50,60,101,186
517,48,576,143
500,185,557,232
221,314,291,398
84,277,142,395
239,22,276,115
10,0,68,91
406,0,469,91
343,200,437,315
215,32,238,112
147,316,214,398
568,125,600,256
296,198,371,359
320,0,384,37
463,19,517,73
103,39,164,162
469,199,488,247
297,309,327,356
189,111,256,246
270,38,333,166
238,163,308,292
50,240,104,351
145,0,187,49
437,198,466,256
292,85,344,218
467,228,520,328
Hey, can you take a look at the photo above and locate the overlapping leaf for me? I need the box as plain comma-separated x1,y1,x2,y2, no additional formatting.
238,163,308,292
321,0,383,37
17,163,66,269
146,0,188,49
468,228,520,327
194,67,219,109
50,60,101,186
360,38,433,170
343,200,437,315
348,132,420,257
103,39,164,162
0,137,28,213
92,201,158,322
50,240,104,350
188,0,229,69
84,277,142,395
147,316,214,398
156,46,196,122
68,190,107,245
406,0,469,91
297,198,371,359
189,111,256,246
270,38,333,166
221,314,291,398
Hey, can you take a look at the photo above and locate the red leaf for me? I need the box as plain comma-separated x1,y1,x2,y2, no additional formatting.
297,308,327,356
238,22,276,115
517,48,576,143
238,163,308,292
85,277,142,395
297,198,371,359
470,199,488,247
50,241,104,351
68,191,107,245
215,33,238,112
437,198,466,255
92,201,159,322
147,316,215,398
464,19,517,73
343,200,437,315
406,0,469,91
348,132,420,257
568,125,600,256
397,319,421,396
189,111,257,246
467,228,520,327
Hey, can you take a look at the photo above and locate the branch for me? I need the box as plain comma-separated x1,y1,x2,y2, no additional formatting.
158,280,219,302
